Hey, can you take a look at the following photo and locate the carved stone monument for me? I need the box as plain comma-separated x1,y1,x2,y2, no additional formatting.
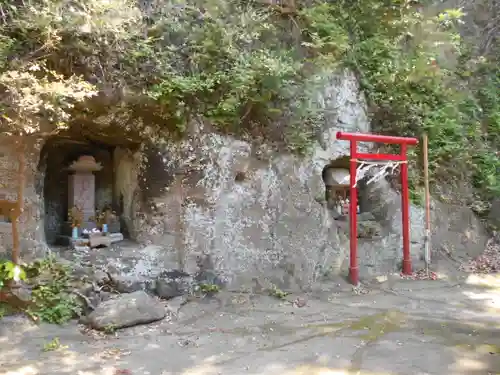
68,155,102,227
61,155,123,250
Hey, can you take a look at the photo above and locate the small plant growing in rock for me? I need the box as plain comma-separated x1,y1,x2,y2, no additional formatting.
103,324,118,334
268,285,289,300
25,257,83,324
199,283,220,295
42,337,66,352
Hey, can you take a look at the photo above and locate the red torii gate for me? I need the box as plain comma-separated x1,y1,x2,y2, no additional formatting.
336,131,418,285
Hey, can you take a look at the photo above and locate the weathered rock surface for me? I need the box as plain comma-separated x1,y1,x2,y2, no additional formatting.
78,283,113,311
488,199,500,228
86,291,166,330
0,283,33,312
116,69,487,287
359,176,489,278
193,253,224,286
130,70,371,291
14,67,488,294
195,269,223,286
334,213,382,239
109,274,146,293
155,270,193,299
432,200,489,262
357,220,383,238
0,62,492,295
92,270,110,285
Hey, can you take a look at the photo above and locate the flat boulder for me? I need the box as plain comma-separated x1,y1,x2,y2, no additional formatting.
87,291,166,330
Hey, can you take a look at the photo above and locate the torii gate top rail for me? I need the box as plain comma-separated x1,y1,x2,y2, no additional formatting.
336,131,418,285
336,132,419,145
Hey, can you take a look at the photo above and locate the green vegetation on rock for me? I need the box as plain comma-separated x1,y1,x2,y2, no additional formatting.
25,258,82,324
302,1,499,206
0,257,82,324
0,0,498,205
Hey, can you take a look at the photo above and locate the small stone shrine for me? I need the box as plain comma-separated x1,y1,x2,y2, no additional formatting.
61,155,123,251
323,167,351,214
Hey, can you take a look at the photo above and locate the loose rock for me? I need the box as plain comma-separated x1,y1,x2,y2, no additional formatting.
1,283,33,310
109,274,146,293
194,269,223,287
155,270,193,299
93,270,110,285
86,291,166,330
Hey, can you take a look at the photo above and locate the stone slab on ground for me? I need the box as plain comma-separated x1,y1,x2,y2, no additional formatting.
53,242,173,281
89,234,113,248
1,276,500,375
85,290,166,330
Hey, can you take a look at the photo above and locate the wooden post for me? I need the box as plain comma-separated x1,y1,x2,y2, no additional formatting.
172,172,186,271
11,136,25,265
422,133,431,272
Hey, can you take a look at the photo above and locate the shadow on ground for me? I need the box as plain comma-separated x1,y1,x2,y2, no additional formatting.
1,275,500,375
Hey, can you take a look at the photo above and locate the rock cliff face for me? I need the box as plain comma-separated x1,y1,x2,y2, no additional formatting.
126,69,488,289
0,70,489,290
108,70,368,290
126,70,417,289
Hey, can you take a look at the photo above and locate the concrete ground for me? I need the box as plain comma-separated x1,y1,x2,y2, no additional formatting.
1,275,500,375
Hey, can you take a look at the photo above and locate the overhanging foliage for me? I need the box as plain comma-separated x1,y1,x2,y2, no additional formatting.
0,0,498,206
